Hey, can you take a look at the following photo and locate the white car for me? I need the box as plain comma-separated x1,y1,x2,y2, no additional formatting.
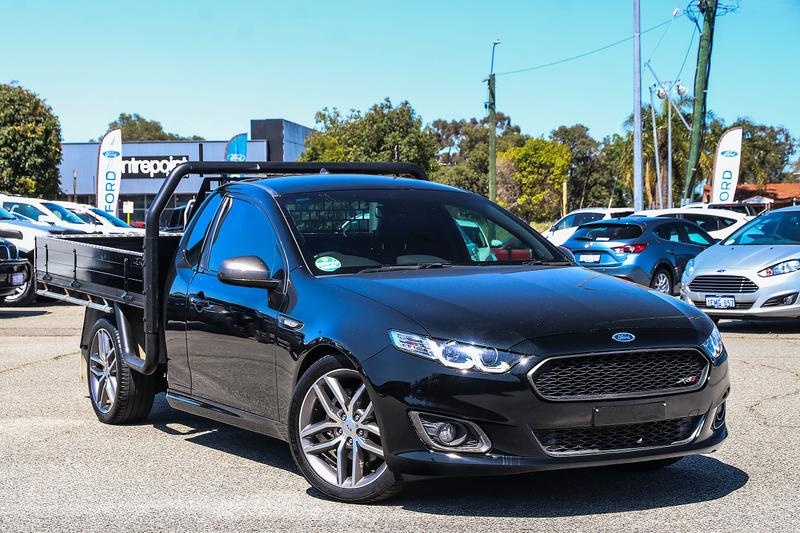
53,201,144,235
543,208,634,246
634,208,750,241
0,195,90,232
684,202,766,217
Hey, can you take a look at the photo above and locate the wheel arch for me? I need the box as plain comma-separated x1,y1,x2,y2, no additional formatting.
295,340,362,385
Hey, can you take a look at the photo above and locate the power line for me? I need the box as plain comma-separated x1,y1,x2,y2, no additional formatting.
674,24,698,82
495,17,677,77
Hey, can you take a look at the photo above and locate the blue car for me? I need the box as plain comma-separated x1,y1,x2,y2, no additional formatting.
562,217,715,294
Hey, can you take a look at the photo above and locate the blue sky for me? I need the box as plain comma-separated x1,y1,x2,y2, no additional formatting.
2,0,799,144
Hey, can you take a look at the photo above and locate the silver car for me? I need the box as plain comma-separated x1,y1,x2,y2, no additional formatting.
681,206,800,318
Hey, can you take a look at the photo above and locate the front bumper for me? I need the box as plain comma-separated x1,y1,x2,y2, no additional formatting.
682,269,800,318
362,343,729,478
0,260,28,297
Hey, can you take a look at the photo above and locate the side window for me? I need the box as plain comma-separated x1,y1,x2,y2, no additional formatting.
655,223,681,242
680,223,713,246
717,217,737,229
683,213,717,232
572,212,604,226
206,198,280,274
183,193,223,267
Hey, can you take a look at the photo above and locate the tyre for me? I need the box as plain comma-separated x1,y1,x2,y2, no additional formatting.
288,354,403,503
616,457,683,471
1,262,35,306
86,318,157,424
650,267,673,295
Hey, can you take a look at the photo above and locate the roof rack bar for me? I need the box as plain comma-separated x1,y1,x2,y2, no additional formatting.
135,161,426,375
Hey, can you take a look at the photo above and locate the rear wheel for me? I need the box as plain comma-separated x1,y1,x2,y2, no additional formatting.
650,267,673,295
87,318,157,424
288,354,403,503
0,262,35,306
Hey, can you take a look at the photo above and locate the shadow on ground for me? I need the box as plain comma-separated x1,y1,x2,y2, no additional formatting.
0,309,49,319
719,319,800,335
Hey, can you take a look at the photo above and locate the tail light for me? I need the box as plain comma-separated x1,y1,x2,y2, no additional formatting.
611,243,648,254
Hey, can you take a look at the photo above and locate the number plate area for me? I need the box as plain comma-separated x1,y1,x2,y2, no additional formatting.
579,254,601,263
705,295,736,309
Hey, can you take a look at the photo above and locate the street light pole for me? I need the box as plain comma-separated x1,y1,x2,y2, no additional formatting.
487,39,500,203
632,0,644,211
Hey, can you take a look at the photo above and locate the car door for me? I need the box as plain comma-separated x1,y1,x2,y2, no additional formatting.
185,194,284,419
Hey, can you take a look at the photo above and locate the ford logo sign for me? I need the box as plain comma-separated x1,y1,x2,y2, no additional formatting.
102,150,121,158
720,150,738,158
612,332,636,343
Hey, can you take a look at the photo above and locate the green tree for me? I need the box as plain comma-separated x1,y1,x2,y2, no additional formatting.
300,98,439,173
105,113,204,141
0,84,63,197
499,138,570,223
549,124,611,210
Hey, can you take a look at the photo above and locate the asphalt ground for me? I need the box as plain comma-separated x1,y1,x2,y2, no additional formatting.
1,302,799,532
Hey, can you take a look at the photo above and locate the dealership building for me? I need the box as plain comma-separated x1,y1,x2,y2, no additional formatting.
59,118,313,222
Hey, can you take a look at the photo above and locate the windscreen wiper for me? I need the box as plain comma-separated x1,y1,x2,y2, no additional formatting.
520,259,573,266
358,263,453,274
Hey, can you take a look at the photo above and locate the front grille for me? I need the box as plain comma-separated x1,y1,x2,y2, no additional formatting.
534,416,701,456
529,349,709,401
689,275,758,293
0,242,18,260
693,300,753,310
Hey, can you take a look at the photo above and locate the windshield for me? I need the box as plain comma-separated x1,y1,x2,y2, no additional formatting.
278,189,561,275
0,206,16,221
3,201,46,221
90,207,132,228
68,209,97,224
723,210,800,245
571,223,643,241
42,202,86,224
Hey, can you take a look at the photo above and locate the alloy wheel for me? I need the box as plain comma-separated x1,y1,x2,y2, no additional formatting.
653,272,671,294
298,368,386,489
88,328,118,414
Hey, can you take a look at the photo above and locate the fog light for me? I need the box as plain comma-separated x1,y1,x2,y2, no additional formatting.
409,412,491,453
712,402,726,431
762,292,798,307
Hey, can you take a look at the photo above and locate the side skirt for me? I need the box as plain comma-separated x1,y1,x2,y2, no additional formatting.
166,390,289,442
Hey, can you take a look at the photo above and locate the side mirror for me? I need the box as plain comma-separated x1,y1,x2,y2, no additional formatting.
558,245,576,263
490,239,503,247
218,256,280,290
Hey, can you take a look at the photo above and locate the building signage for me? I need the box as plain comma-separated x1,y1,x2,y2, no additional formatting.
122,155,189,179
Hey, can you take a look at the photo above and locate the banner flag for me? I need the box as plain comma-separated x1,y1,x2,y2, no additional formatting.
96,129,123,214
224,133,248,162
711,127,743,204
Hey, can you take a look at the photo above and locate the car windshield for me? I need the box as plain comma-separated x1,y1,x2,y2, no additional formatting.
0,206,16,221
571,223,643,241
90,207,132,228
723,210,800,245
68,209,97,224
278,189,561,275
42,202,86,224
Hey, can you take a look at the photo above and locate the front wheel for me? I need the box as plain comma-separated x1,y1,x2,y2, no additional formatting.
288,354,403,503
87,318,157,424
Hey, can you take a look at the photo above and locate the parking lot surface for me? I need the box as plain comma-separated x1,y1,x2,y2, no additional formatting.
1,303,799,532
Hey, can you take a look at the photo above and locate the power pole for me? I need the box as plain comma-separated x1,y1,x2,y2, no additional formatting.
632,0,644,211
488,73,497,202
487,39,500,203
682,0,718,203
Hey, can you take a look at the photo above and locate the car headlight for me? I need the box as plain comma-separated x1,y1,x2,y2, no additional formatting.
389,330,523,373
758,259,800,277
700,325,725,361
682,258,696,284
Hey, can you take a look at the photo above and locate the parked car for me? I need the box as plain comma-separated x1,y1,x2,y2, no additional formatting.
0,195,91,232
0,237,28,304
684,202,767,217
52,201,144,235
563,217,715,294
0,205,84,305
543,208,634,246
38,162,728,503
635,208,750,241
681,206,800,318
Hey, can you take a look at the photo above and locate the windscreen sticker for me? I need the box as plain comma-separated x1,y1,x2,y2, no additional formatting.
315,256,342,272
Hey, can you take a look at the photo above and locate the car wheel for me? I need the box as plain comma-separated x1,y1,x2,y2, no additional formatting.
616,457,683,471
650,268,673,295
1,262,35,306
87,318,157,424
288,354,403,503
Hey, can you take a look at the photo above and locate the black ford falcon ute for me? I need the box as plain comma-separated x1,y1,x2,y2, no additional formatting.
38,162,729,503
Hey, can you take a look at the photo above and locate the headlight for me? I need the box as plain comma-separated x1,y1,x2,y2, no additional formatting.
758,259,800,277
389,330,523,373
700,325,725,361
682,258,696,283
